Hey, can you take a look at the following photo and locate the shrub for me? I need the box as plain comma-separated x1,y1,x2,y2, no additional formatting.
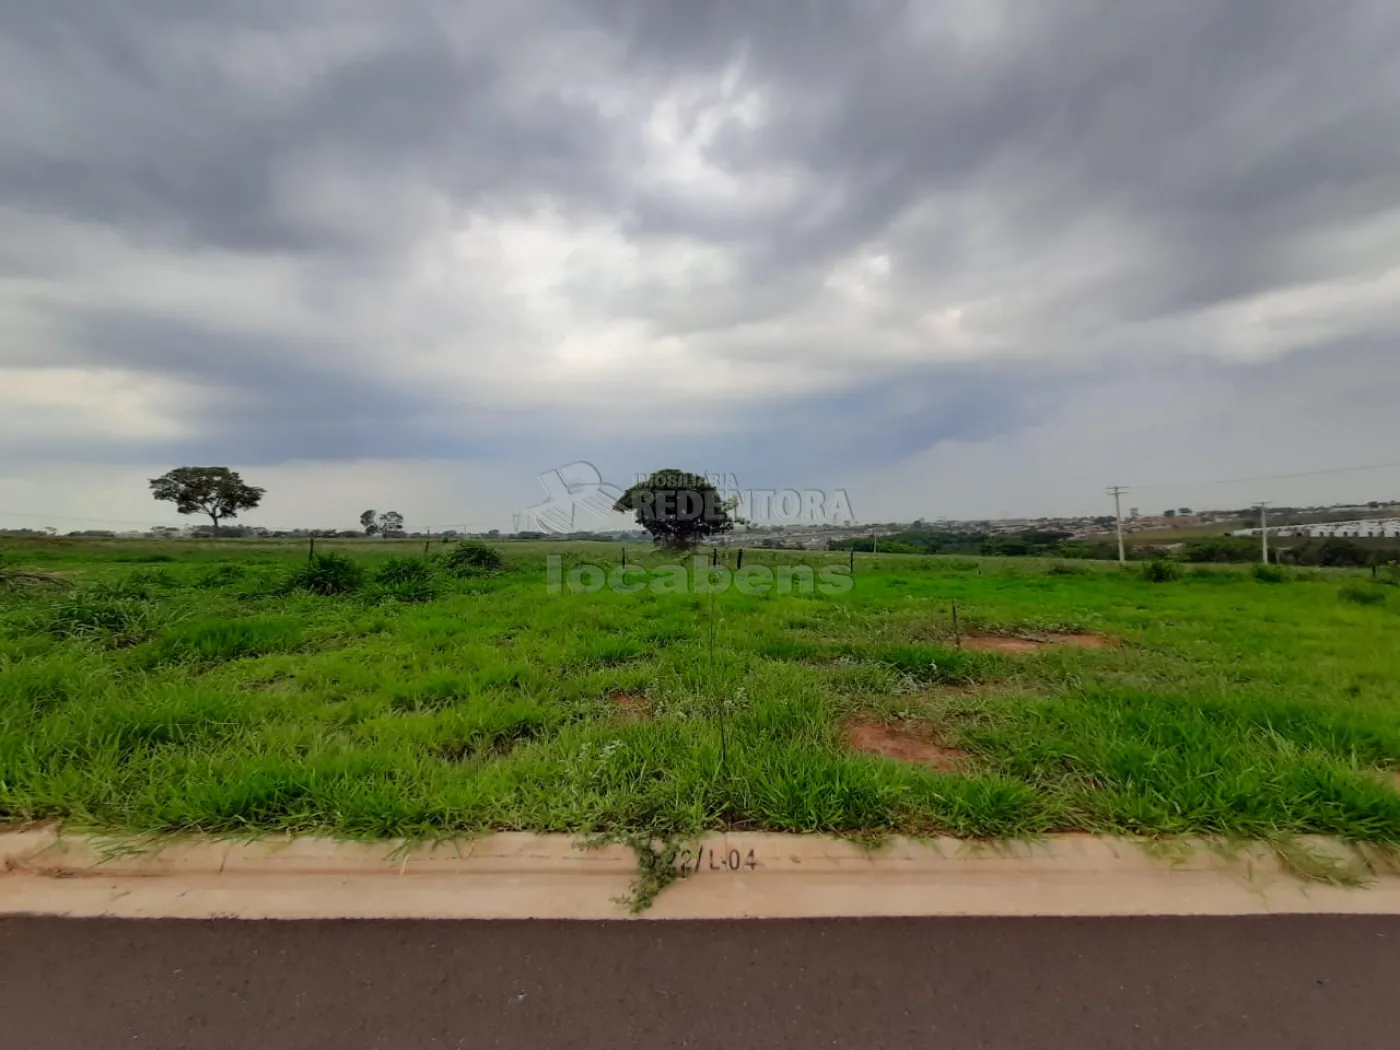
1252,564,1287,584
443,541,504,574
375,557,435,586
1180,537,1258,563
1339,585,1386,607
1141,559,1180,583
285,553,364,595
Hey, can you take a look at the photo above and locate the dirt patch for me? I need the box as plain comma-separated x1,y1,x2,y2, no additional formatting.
609,692,651,721
842,717,969,772
959,632,1111,654
1054,633,1113,649
961,636,1042,654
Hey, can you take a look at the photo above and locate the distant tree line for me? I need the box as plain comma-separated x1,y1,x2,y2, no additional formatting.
829,528,1076,557
827,527,1400,567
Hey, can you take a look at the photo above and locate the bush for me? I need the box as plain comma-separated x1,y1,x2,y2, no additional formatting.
1180,537,1258,563
1252,564,1287,584
1339,585,1386,607
443,541,504,574
285,553,364,595
1141,559,1180,583
375,557,435,586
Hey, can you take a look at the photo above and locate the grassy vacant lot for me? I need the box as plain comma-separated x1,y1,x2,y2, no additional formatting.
3,537,1399,860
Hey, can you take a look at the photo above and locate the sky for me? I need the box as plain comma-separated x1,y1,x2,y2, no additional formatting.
3,0,1400,534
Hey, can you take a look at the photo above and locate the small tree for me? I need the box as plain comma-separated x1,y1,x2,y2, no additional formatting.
360,509,379,536
150,467,264,536
613,468,735,550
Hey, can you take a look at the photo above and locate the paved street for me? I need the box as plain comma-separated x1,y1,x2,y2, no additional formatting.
3,916,1398,1049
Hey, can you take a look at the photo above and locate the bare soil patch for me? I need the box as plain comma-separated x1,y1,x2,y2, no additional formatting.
610,692,651,721
961,636,1041,654
960,632,1111,654
842,717,970,772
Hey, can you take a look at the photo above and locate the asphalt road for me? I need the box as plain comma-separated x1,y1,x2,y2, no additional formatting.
2,916,1398,1049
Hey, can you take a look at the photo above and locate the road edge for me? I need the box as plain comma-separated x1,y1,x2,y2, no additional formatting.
3,829,1399,920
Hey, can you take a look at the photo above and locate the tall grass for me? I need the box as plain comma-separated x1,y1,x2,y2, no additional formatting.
0,537,1396,849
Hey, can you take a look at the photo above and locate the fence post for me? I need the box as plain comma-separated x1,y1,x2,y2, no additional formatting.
309,535,316,561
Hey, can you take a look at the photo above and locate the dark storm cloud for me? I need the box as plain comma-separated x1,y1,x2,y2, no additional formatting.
0,0,621,256
2,0,1400,481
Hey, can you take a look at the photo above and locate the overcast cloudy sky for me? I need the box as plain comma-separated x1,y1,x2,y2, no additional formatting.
3,0,1400,532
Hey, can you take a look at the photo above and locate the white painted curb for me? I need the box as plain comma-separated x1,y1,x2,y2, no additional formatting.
3,829,1398,920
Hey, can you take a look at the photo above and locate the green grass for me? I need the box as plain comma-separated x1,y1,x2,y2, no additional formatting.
1,536,1398,852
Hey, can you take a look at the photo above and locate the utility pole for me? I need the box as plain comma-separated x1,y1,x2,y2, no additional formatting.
1254,501,1271,563
1107,486,1128,563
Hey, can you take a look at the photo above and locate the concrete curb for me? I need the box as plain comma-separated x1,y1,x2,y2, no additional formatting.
3,829,1399,920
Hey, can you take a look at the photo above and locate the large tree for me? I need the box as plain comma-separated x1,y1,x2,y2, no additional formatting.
150,467,264,536
613,468,736,550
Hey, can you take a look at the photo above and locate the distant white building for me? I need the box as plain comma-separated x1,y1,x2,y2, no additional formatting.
1232,518,1400,539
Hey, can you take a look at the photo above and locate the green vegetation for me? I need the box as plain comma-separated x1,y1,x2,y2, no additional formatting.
443,541,505,574
1,536,1399,856
284,553,365,596
831,525,1400,568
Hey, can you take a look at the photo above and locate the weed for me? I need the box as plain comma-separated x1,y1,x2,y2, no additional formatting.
194,565,247,589
285,553,365,596
137,617,305,667
45,592,160,646
443,542,504,574
1141,560,1180,583
1340,585,1386,606
375,557,435,586
371,579,438,604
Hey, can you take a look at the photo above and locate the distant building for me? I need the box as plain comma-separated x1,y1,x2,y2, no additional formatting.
1232,518,1400,539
